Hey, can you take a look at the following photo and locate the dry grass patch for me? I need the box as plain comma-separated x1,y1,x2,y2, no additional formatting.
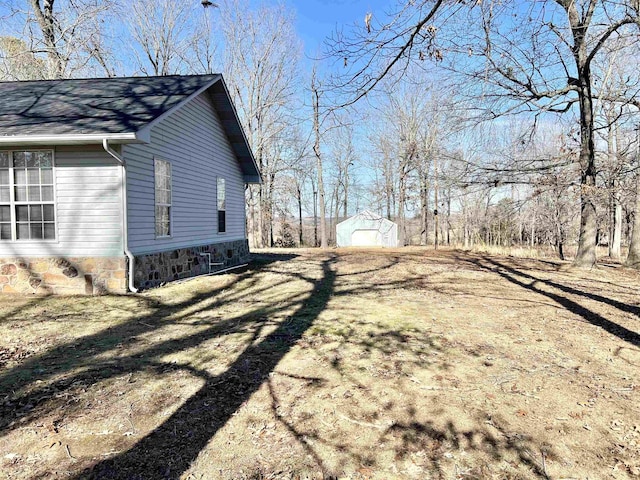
1,248,639,479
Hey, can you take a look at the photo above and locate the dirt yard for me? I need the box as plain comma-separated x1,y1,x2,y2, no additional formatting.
1,248,639,479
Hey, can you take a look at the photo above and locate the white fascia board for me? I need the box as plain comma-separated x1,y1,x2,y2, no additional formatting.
0,132,144,146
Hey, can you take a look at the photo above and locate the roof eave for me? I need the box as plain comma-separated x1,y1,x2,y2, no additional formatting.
208,77,262,184
0,132,144,146
243,174,261,184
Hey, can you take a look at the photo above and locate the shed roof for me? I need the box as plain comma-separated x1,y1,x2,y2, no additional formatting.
0,74,260,182
337,210,397,228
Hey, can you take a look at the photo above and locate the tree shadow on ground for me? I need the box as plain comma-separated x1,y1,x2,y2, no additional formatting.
76,255,336,479
2,252,333,478
263,325,553,478
2,250,574,478
380,414,551,479
455,253,640,348
0,254,297,412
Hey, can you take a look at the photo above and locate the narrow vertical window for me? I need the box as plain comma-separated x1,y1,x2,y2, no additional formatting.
154,159,171,237
0,152,10,240
217,177,226,233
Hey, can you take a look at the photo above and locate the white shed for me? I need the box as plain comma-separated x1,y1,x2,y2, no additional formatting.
336,211,398,247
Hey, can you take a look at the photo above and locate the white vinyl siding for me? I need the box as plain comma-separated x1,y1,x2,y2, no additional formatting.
0,144,123,257
123,90,246,255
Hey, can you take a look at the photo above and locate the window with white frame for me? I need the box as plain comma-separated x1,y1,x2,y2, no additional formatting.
0,150,55,240
154,158,171,237
217,177,226,233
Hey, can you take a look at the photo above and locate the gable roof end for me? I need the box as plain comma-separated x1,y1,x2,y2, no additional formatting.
0,74,219,142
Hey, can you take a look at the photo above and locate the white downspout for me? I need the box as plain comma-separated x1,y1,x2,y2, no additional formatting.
102,139,139,293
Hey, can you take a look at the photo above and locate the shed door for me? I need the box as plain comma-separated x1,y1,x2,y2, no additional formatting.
351,229,382,247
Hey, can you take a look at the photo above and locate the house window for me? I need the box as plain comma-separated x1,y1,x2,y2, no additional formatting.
154,159,171,237
0,150,55,241
217,177,226,233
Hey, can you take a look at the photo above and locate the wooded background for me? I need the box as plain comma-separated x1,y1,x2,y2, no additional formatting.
2,0,640,267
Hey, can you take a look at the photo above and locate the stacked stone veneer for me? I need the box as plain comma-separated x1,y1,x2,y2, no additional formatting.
134,239,250,290
0,257,127,295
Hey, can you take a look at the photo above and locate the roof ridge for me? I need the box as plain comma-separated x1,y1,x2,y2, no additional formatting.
0,73,221,85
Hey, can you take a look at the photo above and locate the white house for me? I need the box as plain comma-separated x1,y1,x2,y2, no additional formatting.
336,211,398,248
0,74,260,294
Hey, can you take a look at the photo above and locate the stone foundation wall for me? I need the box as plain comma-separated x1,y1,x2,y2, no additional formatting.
0,257,127,295
134,239,250,290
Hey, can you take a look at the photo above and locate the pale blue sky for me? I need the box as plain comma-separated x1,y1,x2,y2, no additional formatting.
285,0,391,53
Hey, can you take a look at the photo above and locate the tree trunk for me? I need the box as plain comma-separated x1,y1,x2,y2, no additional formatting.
30,0,66,78
385,172,392,221
606,121,622,260
260,181,272,248
255,147,265,248
312,179,318,247
312,82,327,249
246,186,258,248
397,161,407,246
420,172,429,245
530,209,535,248
462,190,469,249
333,182,340,235
609,178,622,260
573,65,597,267
446,187,451,246
297,183,303,246
343,167,349,218
626,158,640,267
556,217,565,261
434,155,439,250
612,203,622,258
267,173,275,247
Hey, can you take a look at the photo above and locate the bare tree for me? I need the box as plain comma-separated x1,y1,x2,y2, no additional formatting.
221,0,301,248
327,0,640,266
29,0,66,77
2,0,118,79
325,1,454,106
416,97,447,246
367,132,396,221
0,36,44,79
600,115,625,259
625,125,640,267
125,0,193,76
186,1,220,74
311,66,328,248
328,121,357,226
623,16,640,268
370,85,423,245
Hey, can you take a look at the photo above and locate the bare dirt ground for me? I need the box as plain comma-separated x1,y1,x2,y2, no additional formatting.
1,248,639,479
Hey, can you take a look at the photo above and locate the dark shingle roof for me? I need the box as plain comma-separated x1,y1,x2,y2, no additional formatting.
0,74,220,136
0,74,260,183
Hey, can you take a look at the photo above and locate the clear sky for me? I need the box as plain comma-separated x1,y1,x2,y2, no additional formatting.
284,0,391,54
